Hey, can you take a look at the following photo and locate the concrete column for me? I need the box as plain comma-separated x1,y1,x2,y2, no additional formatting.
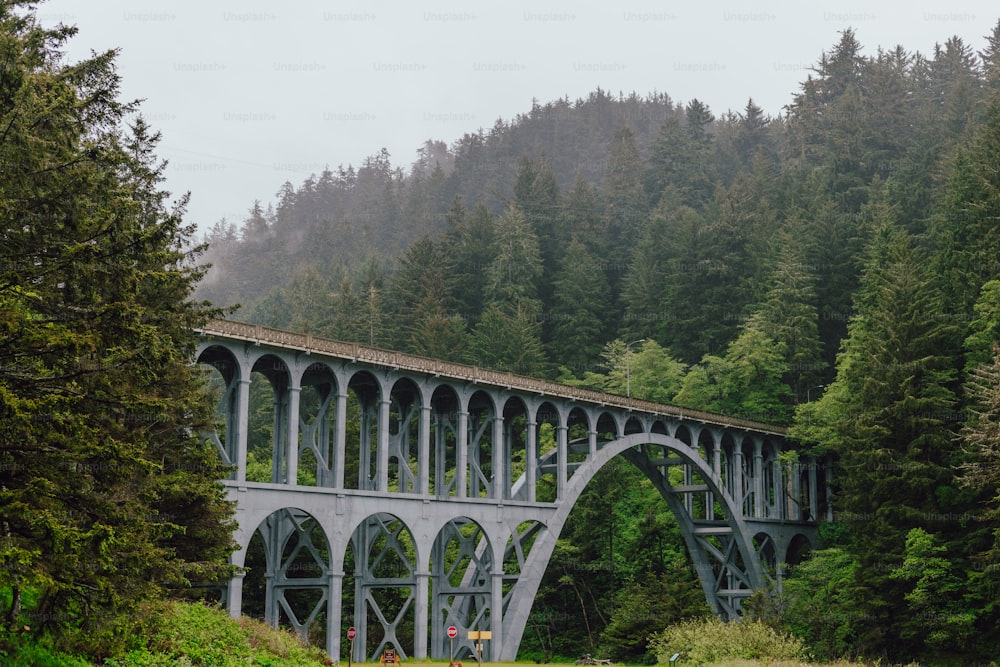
752,440,764,518
286,385,301,486
556,424,568,501
526,419,537,502
493,414,505,500
414,570,430,658
457,410,469,498
227,570,245,618
734,445,745,516
377,398,391,491
419,406,431,496
333,390,347,489
327,571,343,659
491,570,504,661
236,378,251,483
588,428,597,459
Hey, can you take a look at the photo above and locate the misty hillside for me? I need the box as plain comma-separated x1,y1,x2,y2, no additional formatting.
196,24,1000,389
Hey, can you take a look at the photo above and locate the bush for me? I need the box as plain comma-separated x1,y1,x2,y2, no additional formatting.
648,616,805,665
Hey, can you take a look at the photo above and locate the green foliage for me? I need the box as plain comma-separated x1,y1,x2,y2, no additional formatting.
600,568,709,663
649,617,805,666
778,548,865,662
0,2,235,656
100,600,332,666
889,528,975,653
674,326,791,423
569,339,686,402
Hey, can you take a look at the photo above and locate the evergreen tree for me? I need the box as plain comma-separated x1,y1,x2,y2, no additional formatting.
748,237,826,402
484,202,543,309
603,126,648,294
547,239,614,374
0,2,234,653
934,100,1000,315
466,301,546,375
789,223,963,660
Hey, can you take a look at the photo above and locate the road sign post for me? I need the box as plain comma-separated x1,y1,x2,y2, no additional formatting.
468,631,492,667
447,625,458,664
347,626,357,667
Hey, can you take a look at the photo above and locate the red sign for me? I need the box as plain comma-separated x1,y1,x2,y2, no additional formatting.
347,626,357,641
447,625,458,639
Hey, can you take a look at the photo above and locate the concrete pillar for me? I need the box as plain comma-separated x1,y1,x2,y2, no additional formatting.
227,570,245,618
378,398,391,491
333,390,347,489
327,571,343,659
752,440,764,518
493,414,505,500
556,424,568,501
419,406,431,496
236,378,251,483
588,427,597,459
526,419,537,502
734,445,745,516
414,570,430,658
457,410,469,498
491,570,504,660
286,384,301,486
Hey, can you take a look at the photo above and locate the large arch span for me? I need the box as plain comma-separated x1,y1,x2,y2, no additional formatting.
193,320,824,662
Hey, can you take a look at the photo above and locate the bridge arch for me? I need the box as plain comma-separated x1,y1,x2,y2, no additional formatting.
499,431,764,661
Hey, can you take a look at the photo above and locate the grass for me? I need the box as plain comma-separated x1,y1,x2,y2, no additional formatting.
0,600,871,667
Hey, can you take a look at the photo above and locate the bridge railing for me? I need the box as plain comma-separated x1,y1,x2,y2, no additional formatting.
196,319,787,437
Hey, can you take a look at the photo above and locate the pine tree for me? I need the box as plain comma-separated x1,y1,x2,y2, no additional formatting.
547,239,614,373
0,2,234,653
790,223,963,660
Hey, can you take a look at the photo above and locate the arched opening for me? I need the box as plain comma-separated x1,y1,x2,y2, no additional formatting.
247,354,290,484
388,378,422,493
535,401,560,503
196,344,240,479
430,384,459,498
242,508,331,650
566,407,590,482
298,362,338,487
786,533,813,567
346,513,419,660
595,412,618,448
503,397,529,500
467,391,496,498
345,371,381,491
431,517,494,660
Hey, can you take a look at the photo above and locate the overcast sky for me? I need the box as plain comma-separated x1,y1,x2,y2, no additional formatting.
38,0,998,235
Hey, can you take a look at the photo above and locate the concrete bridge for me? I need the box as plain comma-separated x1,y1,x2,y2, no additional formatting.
194,320,826,661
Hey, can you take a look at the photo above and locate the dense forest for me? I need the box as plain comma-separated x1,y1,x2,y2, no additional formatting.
196,20,1000,665
5,0,1000,661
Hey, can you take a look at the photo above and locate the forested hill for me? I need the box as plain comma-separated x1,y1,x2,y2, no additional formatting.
195,88,679,309
198,24,1000,404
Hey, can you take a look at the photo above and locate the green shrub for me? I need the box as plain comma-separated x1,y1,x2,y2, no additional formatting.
648,616,805,665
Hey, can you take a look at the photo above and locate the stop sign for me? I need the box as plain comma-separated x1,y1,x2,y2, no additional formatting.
347,626,357,641
447,625,458,639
